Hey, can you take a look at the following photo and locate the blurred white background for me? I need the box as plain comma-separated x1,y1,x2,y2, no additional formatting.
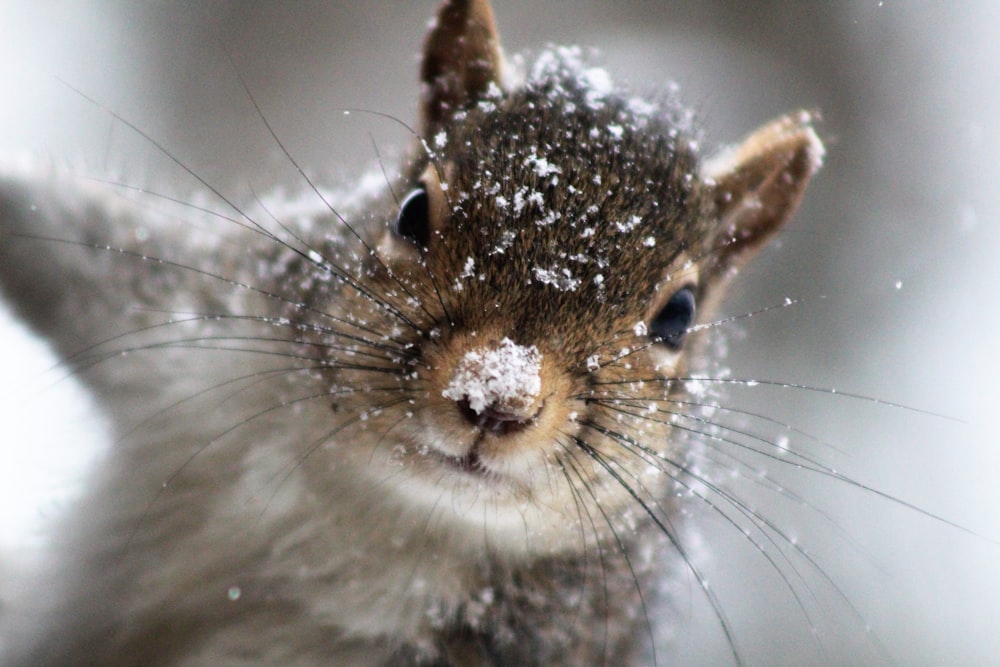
1,2,998,665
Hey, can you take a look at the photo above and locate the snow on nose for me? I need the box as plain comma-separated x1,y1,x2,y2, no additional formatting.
442,337,543,421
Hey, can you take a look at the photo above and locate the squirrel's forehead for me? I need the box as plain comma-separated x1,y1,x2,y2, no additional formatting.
437,98,696,194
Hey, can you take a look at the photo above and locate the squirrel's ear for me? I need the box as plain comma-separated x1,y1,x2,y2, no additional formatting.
701,111,825,276
420,0,504,139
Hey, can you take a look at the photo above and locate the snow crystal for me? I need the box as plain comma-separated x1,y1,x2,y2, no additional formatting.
633,321,648,337
685,378,708,397
526,153,562,178
434,131,448,149
533,266,582,291
490,229,517,255
627,97,656,117
485,81,504,100
536,210,561,227
614,215,643,233
581,66,612,98
510,186,545,214
442,338,542,415
525,46,619,114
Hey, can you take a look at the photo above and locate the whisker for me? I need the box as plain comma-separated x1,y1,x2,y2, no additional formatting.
592,395,840,474
590,375,963,423
59,312,415,375
686,297,806,337
369,132,400,207
252,394,416,520
114,365,313,445
10,232,425,349
581,409,909,665
665,395,850,457
249,189,433,337
556,448,615,663
219,54,442,334
63,84,431,340
583,414,830,660
122,387,344,557
574,438,743,667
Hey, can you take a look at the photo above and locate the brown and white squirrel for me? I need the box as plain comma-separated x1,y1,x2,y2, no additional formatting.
0,1,822,665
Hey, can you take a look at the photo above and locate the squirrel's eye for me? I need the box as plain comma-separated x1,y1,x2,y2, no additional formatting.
650,287,696,350
394,186,430,248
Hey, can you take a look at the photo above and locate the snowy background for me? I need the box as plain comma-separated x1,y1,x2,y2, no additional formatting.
1,1,998,665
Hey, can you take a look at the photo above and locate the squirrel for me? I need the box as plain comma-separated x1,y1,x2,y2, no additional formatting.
0,1,822,665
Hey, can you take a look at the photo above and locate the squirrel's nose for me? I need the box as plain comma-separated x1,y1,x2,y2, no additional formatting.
442,337,543,434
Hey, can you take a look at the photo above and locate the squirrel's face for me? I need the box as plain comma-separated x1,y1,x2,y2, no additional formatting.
307,75,812,563
337,78,706,549
300,4,821,555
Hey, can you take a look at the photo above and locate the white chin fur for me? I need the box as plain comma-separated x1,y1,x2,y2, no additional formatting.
388,461,573,557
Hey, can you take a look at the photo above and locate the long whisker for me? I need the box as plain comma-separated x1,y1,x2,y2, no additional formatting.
219,51,442,334
572,435,742,667
557,447,616,661
121,388,344,557
567,440,664,667
584,413,830,660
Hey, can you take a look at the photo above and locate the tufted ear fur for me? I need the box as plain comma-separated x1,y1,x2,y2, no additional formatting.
420,0,505,140
701,111,825,278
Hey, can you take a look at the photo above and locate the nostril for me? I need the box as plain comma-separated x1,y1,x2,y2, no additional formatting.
457,399,538,435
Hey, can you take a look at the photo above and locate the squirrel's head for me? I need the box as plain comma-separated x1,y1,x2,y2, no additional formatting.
322,0,824,551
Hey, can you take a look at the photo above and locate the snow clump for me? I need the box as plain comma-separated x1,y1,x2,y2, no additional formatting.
442,338,543,416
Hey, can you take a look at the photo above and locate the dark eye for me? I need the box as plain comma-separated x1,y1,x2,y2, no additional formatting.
650,287,696,350
394,186,430,248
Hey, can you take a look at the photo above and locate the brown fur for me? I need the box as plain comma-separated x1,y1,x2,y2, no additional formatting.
0,1,821,664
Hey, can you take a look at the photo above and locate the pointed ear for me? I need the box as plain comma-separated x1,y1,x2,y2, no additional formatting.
420,0,505,140
701,111,825,277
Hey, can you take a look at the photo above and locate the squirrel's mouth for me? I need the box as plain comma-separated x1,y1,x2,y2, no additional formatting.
433,436,515,483
436,398,546,477
443,448,483,475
